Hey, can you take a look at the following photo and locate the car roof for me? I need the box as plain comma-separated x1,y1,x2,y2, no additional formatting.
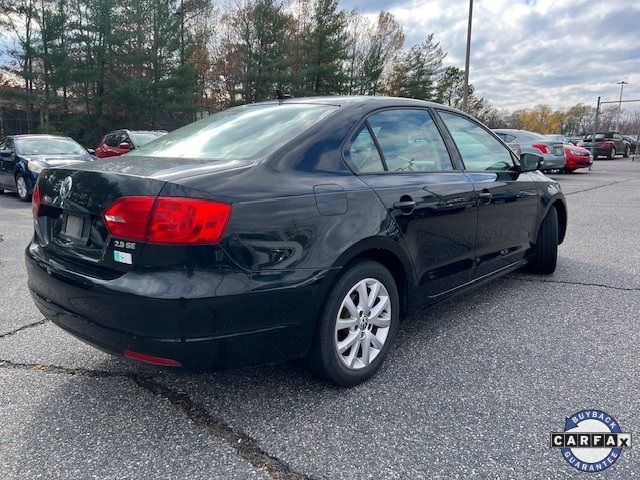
256,95,464,112
10,134,73,141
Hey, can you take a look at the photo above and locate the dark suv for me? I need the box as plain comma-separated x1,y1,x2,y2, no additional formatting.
579,132,631,159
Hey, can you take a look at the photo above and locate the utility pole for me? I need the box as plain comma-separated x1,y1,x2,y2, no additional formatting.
462,0,473,113
615,81,628,131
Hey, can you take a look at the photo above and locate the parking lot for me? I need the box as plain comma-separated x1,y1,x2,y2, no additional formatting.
1,160,639,479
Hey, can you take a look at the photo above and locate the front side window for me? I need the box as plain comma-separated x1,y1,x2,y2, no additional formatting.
346,125,385,173
367,109,453,172
132,103,338,160
439,111,514,171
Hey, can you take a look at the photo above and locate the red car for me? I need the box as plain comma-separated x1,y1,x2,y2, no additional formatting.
95,129,166,158
563,144,592,172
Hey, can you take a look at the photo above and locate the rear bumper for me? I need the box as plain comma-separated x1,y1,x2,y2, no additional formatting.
584,147,610,157
540,155,566,170
26,242,328,369
566,154,592,169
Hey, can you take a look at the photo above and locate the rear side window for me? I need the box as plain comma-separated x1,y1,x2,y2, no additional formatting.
133,103,338,160
367,109,453,172
105,133,119,147
496,132,517,143
439,111,514,171
346,126,385,173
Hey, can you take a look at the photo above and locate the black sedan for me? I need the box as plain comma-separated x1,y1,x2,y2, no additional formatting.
26,96,567,386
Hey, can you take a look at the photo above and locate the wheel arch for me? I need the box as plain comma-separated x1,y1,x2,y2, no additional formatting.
551,198,567,244
323,238,417,322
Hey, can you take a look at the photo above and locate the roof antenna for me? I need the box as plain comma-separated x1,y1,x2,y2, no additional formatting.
275,88,293,100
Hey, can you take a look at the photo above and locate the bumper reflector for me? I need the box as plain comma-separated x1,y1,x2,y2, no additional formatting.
124,349,182,367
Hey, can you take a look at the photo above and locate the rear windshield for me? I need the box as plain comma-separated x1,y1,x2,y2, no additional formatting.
132,103,338,160
518,131,548,141
16,137,86,156
584,134,606,140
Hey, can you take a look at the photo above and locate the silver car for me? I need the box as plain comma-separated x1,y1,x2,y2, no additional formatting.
493,129,566,171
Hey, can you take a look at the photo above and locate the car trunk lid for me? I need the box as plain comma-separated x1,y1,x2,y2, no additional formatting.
34,167,167,270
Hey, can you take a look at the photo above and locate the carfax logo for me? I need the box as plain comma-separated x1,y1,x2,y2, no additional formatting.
550,409,632,472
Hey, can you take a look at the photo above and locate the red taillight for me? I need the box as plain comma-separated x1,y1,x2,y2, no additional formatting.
103,196,155,241
123,349,182,367
103,196,231,245
532,143,550,154
147,197,231,244
602,140,614,148
32,183,41,217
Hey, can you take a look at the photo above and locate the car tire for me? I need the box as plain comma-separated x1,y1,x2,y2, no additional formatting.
15,173,30,202
624,146,630,158
607,147,616,160
307,261,399,386
527,206,558,275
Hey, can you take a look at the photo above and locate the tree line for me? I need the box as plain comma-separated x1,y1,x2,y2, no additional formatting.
1,0,498,145
2,0,625,147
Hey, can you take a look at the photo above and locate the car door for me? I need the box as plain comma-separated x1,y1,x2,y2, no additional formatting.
613,134,624,152
0,137,16,187
437,110,540,278
344,108,478,297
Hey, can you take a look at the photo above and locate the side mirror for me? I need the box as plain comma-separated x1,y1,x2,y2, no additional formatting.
86,148,96,155
0,149,12,158
118,142,131,150
520,152,543,172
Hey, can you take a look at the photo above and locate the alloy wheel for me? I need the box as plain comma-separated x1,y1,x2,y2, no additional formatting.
334,278,392,370
16,176,27,199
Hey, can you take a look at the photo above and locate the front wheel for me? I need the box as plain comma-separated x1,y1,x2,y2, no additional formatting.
624,146,630,158
527,206,558,274
307,261,399,386
15,174,30,202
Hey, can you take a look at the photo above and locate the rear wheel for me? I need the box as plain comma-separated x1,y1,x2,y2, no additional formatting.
527,206,558,274
15,174,30,202
307,261,399,386
624,146,630,158
607,147,616,160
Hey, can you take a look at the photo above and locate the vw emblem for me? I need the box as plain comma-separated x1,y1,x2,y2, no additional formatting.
59,176,73,199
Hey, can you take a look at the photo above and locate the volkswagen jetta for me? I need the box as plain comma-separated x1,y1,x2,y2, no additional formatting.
26,96,567,386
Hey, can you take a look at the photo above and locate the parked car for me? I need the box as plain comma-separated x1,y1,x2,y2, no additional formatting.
0,135,93,201
493,129,566,171
621,134,639,154
562,144,593,172
579,132,631,159
27,97,566,386
94,129,166,158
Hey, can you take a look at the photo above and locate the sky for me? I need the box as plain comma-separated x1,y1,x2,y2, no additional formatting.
340,0,640,110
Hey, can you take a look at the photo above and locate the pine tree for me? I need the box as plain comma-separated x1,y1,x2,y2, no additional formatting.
297,0,347,96
386,33,445,100
229,0,292,104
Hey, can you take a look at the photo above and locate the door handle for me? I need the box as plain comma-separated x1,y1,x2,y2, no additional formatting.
478,191,492,204
393,198,416,214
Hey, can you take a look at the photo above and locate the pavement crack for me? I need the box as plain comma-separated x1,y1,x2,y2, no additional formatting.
0,358,314,480
564,178,634,196
506,275,640,292
0,358,124,377
0,319,49,339
133,376,315,480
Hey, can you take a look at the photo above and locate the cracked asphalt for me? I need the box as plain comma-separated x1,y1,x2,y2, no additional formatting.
1,159,640,479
